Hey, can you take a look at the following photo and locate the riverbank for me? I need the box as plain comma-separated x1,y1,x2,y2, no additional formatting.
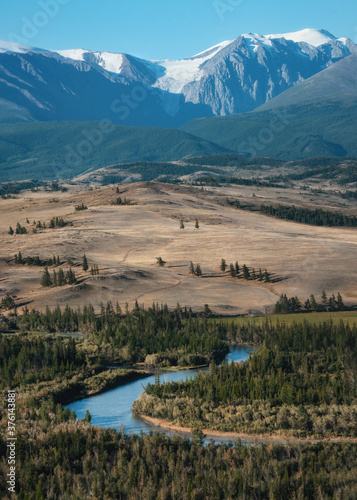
12,367,153,409
58,368,153,405
139,415,357,445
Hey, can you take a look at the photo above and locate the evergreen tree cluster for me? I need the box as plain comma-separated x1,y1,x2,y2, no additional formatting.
274,291,345,314
221,259,271,282
90,265,100,275
142,320,357,436
49,216,65,228
0,294,15,310
14,252,60,267
1,426,356,499
111,196,130,205
189,262,202,277
41,267,77,287
75,203,88,211
4,303,228,365
0,335,84,388
9,222,28,235
260,204,357,227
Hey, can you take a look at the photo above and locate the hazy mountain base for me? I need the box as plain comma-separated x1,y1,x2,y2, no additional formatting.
180,103,357,159
0,121,229,182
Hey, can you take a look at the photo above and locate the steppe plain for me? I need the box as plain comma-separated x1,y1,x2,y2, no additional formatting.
1,179,356,315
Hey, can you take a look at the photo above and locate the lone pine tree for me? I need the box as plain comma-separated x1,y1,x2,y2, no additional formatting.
82,254,89,272
156,257,166,267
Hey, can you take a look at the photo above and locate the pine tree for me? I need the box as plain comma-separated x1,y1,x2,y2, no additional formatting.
156,257,166,267
189,262,195,275
310,294,318,311
58,268,65,286
56,255,60,265
66,268,76,285
82,254,89,272
84,410,92,423
259,268,263,281
195,264,202,277
337,292,345,310
264,269,270,282
180,219,185,229
235,261,239,276
243,265,250,280
304,298,311,311
321,290,328,310
229,263,236,278
220,259,227,272
52,270,58,287
203,304,212,317
8,226,14,235
328,294,337,311
195,218,199,229
252,269,256,281
41,267,53,287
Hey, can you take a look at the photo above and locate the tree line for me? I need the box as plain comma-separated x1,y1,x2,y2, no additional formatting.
14,252,61,267
220,258,271,282
274,291,346,314
8,216,66,236
1,424,356,499
260,204,357,227
0,303,229,366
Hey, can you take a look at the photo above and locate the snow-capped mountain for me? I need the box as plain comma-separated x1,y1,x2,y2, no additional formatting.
0,29,356,126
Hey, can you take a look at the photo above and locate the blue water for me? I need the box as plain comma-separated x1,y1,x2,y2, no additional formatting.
66,345,253,441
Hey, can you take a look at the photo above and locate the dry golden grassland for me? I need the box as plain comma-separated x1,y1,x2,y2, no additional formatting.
1,181,356,315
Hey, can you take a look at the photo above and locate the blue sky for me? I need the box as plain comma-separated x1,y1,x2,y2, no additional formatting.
1,0,357,59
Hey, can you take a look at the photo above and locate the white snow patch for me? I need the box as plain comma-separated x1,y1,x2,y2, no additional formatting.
0,40,45,53
241,33,274,52
57,49,125,74
149,40,234,94
56,49,86,62
266,29,336,47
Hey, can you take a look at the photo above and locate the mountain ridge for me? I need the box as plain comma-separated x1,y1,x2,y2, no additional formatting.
0,29,356,126
180,53,357,159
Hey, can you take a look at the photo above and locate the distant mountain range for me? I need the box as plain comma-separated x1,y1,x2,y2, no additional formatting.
180,53,357,160
0,29,356,127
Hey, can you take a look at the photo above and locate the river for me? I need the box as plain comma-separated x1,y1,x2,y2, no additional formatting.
66,345,253,442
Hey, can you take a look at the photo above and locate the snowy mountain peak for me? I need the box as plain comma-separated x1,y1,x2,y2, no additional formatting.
266,28,336,47
0,40,47,54
57,49,125,74
0,29,356,127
